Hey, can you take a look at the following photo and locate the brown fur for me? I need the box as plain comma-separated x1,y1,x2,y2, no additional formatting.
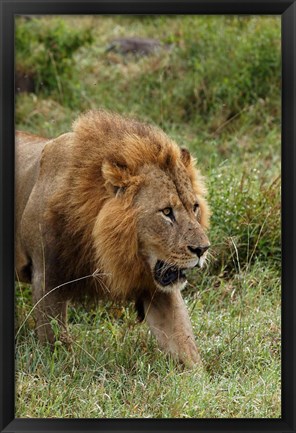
15,110,210,366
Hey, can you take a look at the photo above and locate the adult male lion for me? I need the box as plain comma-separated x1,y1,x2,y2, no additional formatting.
15,110,210,367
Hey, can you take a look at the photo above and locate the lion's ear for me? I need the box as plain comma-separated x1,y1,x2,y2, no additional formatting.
102,158,131,190
180,148,192,167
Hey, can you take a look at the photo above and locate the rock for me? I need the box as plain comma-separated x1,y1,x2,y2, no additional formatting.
106,37,166,56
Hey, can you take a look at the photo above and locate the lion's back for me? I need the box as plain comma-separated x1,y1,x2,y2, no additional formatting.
15,132,49,228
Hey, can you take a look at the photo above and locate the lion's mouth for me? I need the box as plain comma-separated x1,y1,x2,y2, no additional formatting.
154,260,187,287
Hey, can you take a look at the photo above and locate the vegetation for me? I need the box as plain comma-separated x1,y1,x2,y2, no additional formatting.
16,18,93,101
15,15,281,418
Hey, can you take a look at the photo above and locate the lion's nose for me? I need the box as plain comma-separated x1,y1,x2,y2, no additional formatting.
188,244,210,257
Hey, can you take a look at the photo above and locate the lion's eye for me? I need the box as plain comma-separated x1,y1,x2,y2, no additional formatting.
193,203,199,213
161,207,174,220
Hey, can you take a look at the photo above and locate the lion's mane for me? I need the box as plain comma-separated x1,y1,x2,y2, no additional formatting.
45,110,209,302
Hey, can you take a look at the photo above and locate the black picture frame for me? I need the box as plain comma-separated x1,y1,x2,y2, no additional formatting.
0,1,295,432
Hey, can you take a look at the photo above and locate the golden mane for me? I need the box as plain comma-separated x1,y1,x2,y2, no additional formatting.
45,110,209,301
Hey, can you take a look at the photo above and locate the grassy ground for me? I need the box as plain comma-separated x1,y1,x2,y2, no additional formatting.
15,15,281,418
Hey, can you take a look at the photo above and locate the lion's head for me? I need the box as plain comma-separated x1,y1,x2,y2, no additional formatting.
65,111,210,297
134,161,210,292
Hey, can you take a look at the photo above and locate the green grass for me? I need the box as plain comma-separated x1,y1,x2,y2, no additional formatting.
15,15,281,418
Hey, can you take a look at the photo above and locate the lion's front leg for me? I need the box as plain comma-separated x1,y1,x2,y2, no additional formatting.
143,290,202,367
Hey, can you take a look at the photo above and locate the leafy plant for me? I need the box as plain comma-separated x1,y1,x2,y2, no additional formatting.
16,18,93,102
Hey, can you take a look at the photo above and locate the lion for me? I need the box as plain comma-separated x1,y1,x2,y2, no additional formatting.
15,110,210,367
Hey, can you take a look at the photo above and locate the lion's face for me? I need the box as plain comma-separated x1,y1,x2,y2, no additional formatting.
135,164,210,292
